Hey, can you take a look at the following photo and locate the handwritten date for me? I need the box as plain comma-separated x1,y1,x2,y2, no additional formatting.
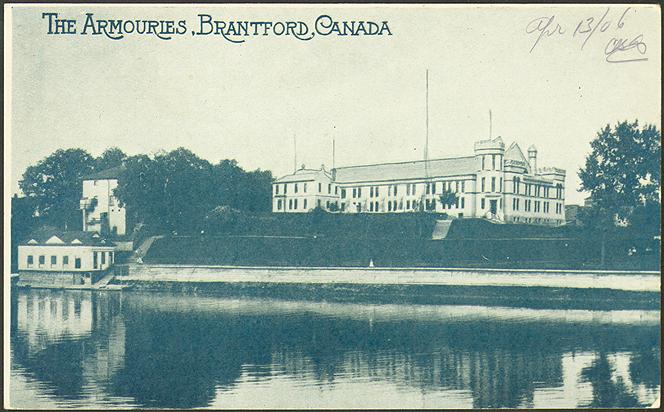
525,7,648,64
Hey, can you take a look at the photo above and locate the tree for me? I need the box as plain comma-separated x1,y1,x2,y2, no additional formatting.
579,120,661,228
19,148,96,229
115,148,216,234
96,147,127,171
578,121,661,267
438,189,458,210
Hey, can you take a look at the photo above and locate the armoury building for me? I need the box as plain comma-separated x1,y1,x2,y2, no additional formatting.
272,137,566,226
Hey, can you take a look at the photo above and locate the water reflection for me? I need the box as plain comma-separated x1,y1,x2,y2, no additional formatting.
10,289,660,409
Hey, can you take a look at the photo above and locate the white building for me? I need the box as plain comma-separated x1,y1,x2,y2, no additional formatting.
80,165,127,236
18,230,116,285
272,137,566,226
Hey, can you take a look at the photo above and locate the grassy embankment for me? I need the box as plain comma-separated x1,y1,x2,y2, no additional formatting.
142,214,660,270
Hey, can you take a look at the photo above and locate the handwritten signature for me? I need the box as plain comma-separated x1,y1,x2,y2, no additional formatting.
525,7,648,64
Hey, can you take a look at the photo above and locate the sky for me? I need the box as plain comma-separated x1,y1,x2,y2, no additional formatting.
6,4,661,205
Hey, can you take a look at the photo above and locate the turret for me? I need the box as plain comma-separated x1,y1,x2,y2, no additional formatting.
474,136,505,170
528,145,538,174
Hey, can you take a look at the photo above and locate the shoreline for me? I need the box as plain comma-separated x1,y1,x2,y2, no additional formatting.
118,264,661,293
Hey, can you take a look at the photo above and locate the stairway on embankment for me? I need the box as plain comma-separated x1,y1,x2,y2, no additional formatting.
431,219,453,240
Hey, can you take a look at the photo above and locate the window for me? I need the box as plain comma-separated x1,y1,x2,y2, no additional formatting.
461,181,465,192
289,199,293,210
492,154,496,170
335,186,338,195
499,178,503,192
75,258,81,269
491,177,496,192
375,187,379,197
455,181,459,193
277,199,282,210
394,185,398,196
341,203,346,212
341,189,346,199
407,185,411,196
328,184,331,194
304,199,308,209
481,177,485,192
304,183,307,193
284,184,287,194
514,177,520,194
51,255,57,266
294,199,298,209
370,187,374,197
481,198,485,209
406,200,411,209
294,183,298,193
39,255,45,266
370,202,374,212
101,252,106,265
482,156,486,170
27,255,34,267
358,188,362,197
275,185,279,195
319,183,322,193
461,197,465,208
93,252,98,269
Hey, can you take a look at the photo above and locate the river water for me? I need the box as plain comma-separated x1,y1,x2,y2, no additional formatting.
9,288,660,409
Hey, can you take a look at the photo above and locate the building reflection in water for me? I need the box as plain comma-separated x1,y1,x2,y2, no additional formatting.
10,290,660,409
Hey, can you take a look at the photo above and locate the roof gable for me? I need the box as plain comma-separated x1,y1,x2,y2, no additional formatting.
45,235,64,244
505,142,528,163
22,228,111,247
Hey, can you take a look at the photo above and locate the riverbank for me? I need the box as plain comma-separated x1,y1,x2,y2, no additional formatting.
119,264,661,293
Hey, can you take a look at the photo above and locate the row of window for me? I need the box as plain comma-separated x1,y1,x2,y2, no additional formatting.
26,252,115,269
480,177,502,193
481,154,502,171
274,182,337,196
277,198,337,211
511,198,563,214
346,197,467,213
512,178,564,199
27,254,81,269
340,180,468,200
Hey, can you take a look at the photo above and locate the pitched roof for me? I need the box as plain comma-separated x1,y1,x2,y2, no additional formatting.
333,156,478,184
82,164,126,181
275,168,333,183
21,228,113,247
504,142,528,163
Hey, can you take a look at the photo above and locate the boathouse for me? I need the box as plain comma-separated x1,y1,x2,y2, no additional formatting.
17,230,116,286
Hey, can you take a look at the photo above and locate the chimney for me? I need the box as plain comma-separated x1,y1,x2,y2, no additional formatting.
528,145,538,174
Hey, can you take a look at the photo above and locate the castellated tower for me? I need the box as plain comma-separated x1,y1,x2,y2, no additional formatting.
528,145,538,175
474,137,506,221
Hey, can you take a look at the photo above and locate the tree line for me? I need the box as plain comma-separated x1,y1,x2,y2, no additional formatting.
15,147,273,237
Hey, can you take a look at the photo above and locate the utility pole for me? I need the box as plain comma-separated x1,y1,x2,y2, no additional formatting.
293,133,297,172
332,138,336,170
424,69,430,179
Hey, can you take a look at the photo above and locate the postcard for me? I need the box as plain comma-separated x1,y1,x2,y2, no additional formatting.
4,3,661,409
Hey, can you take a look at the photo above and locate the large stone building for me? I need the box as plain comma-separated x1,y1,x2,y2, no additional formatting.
80,165,127,236
272,137,566,225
